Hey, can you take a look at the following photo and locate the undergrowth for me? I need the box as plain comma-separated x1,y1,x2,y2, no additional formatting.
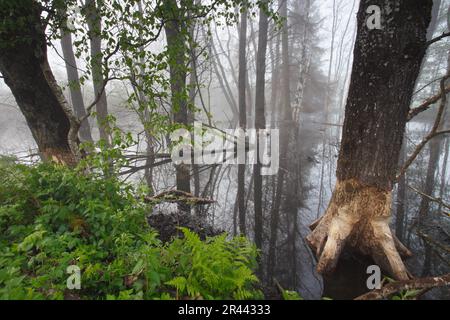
0,159,261,300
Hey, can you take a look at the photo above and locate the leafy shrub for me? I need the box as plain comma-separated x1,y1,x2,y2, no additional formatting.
0,161,260,300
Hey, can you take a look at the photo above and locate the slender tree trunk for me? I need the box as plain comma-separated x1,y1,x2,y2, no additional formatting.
85,0,110,145
237,7,248,235
0,1,77,165
164,0,191,211
253,2,269,250
316,0,338,218
210,36,239,125
419,1,448,276
269,26,280,127
59,9,93,143
438,136,449,213
134,1,155,192
418,137,444,223
418,0,448,225
187,3,201,216
395,139,407,242
307,0,433,281
292,0,311,121
267,0,292,282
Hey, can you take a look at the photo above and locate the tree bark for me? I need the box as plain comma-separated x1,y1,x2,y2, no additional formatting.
59,8,93,143
268,0,292,282
418,1,449,225
0,1,77,165
85,0,111,145
237,7,248,235
307,0,433,281
253,2,269,250
395,139,407,242
269,30,281,127
164,0,191,211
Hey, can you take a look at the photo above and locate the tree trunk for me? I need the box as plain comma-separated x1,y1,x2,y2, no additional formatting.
292,0,311,122
418,0,448,225
0,1,77,165
438,136,449,213
85,0,110,145
253,2,269,250
268,0,292,282
395,139,407,242
210,35,239,126
164,0,191,211
418,137,443,224
269,27,280,127
187,2,201,216
307,0,433,281
59,8,93,143
237,7,248,235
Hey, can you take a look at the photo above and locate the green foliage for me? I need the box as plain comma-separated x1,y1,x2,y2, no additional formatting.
384,277,421,300
281,290,303,300
391,290,422,300
78,116,136,177
0,163,260,300
274,280,303,300
164,228,261,300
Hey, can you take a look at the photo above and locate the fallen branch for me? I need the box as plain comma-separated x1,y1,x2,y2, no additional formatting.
118,159,173,176
355,273,450,300
144,190,216,205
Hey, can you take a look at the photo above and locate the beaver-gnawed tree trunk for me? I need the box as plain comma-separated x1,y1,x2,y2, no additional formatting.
0,1,77,166
307,0,433,280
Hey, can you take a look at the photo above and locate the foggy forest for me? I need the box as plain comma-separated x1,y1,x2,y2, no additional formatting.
0,0,450,302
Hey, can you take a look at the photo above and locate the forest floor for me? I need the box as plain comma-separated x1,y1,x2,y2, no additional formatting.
147,210,221,242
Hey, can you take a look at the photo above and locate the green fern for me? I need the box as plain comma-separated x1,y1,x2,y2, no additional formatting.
164,228,260,300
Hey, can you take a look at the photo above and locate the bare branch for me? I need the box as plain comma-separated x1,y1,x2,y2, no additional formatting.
408,83,450,121
426,31,450,47
397,75,450,179
417,230,450,254
407,185,450,211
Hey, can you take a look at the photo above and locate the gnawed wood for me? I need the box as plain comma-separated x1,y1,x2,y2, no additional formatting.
307,179,411,280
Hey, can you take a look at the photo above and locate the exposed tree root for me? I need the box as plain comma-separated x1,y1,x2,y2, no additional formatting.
307,179,411,280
